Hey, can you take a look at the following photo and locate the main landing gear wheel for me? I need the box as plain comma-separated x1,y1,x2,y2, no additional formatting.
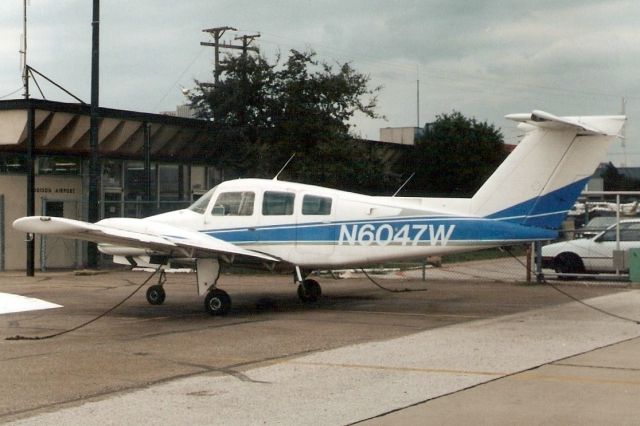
297,279,322,303
204,289,231,316
146,285,166,305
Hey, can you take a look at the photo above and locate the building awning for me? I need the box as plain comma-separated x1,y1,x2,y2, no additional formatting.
0,99,221,162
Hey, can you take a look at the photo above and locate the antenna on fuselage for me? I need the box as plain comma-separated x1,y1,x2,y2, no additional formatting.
391,172,415,197
273,153,296,181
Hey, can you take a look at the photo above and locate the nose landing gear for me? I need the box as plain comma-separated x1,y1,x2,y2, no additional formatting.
146,269,167,305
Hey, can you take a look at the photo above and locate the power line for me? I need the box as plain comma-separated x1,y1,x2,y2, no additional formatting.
151,46,207,111
0,87,22,99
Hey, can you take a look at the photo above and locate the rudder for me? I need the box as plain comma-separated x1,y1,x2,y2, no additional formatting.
471,111,625,229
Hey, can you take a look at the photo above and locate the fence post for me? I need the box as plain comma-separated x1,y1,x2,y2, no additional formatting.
0,194,4,272
534,241,543,282
526,243,532,283
40,197,46,272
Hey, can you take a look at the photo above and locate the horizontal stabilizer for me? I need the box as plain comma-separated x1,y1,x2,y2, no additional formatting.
505,110,624,136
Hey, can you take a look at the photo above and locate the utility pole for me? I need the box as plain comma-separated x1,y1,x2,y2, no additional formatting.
21,0,29,99
416,65,420,128
21,0,34,276
200,26,237,86
200,27,260,124
234,33,261,57
87,0,100,268
200,28,260,83
621,96,627,167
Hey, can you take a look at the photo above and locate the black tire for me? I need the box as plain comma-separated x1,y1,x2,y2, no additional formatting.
204,289,231,316
146,285,166,305
297,279,321,303
554,252,584,279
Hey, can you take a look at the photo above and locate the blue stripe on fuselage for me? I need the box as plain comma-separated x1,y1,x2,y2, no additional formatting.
204,216,557,245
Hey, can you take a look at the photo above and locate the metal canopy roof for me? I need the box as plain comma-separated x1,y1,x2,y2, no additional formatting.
0,99,221,162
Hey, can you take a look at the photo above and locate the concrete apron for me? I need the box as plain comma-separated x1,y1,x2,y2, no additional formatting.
10,291,640,426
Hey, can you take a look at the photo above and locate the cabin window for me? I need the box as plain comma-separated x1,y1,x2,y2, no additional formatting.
302,195,332,215
212,191,255,216
262,191,295,215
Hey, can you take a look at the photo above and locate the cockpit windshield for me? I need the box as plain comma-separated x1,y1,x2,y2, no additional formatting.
188,186,216,214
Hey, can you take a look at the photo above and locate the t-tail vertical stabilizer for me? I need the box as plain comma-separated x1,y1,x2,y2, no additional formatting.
471,111,626,229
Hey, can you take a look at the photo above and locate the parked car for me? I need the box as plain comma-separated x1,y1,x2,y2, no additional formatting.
574,216,618,239
542,219,640,274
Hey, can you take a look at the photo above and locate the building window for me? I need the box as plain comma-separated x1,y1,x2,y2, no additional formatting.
212,192,255,216
103,160,123,189
207,166,223,188
0,154,26,173
37,156,80,175
263,191,295,216
302,195,332,215
124,161,156,217
191,166,205,192
158,164,181,201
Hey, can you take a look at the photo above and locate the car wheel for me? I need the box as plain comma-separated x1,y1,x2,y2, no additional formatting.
554,252,585,279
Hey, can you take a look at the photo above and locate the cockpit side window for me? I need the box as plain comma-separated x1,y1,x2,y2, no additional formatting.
211,191,255,216
263,191,295,215
302,195,332,215
188,189,214,214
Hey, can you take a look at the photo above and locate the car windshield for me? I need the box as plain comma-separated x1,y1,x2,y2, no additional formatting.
583,216,617,229
188,186,216,214
598,221,640,242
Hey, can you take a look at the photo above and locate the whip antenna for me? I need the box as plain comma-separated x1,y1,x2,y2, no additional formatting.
392,172,415,197
273,153,296,180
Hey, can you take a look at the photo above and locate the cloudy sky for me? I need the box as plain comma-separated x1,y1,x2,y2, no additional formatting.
0,0,638,164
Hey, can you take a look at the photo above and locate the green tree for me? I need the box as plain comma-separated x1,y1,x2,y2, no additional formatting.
187,50,388,191
407,111,506,196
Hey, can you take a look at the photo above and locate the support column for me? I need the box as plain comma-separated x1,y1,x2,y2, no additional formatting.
144,122,151,216
25,105,35,276
87,0,100,268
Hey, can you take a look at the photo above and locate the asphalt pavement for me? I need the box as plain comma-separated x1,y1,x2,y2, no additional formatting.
0,264,638,425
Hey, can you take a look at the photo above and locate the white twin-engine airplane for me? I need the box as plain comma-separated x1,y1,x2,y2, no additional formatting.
13,111,625,315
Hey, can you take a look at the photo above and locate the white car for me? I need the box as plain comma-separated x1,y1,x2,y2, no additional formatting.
541,219,640,274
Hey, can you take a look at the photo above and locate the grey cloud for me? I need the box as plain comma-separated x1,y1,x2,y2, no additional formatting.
0,0,638,163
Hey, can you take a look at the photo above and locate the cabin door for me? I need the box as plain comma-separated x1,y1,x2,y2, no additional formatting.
296,192,336,257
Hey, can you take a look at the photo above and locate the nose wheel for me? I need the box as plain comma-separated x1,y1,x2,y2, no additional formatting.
146,285,166,305
146,269,167,305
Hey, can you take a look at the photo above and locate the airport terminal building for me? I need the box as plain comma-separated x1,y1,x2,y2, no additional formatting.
0,99,406,271
0,99,230,270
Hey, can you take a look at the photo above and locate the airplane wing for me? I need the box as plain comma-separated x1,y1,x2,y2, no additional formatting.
12,216,280,264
